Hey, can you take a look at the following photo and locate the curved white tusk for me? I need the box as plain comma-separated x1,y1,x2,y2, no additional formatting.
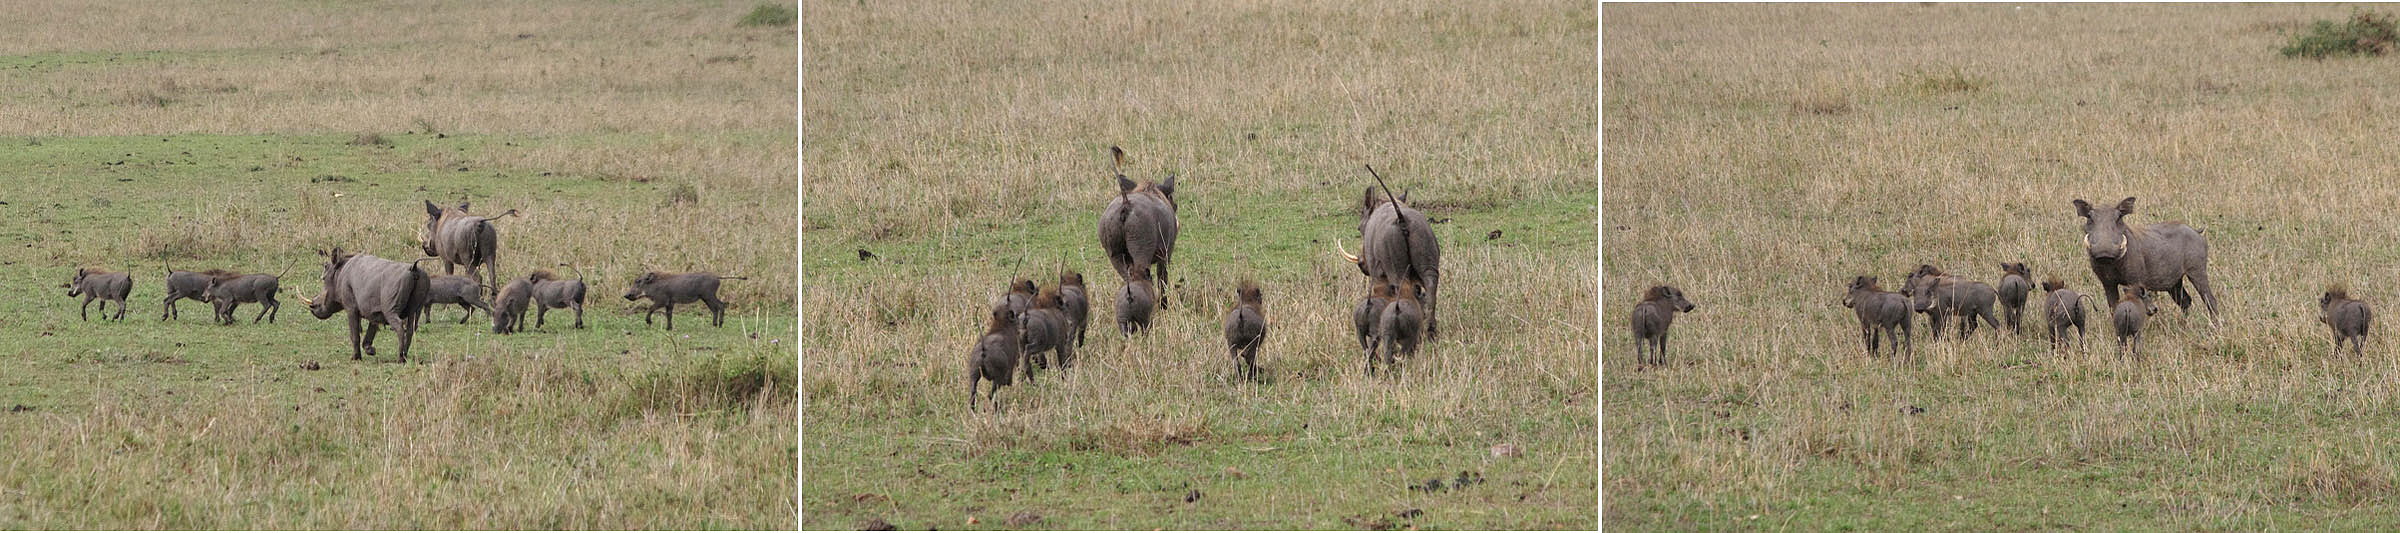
1335,238,1360,264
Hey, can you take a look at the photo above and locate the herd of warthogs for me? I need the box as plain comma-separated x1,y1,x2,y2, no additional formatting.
62,200,748,363
967,148,1446,411
1629,196,2379,365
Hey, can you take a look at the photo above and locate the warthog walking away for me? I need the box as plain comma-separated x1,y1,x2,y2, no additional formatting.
1058,271,1090,347
622,271,745,330
202,271,283,325
160,268,223,321
2043,277,2090,353
1997,262,2032,334
990,278,1036,319
1628,284,1695,368
1223,281,1267,381
529,270,586,330
1116,274,1157,335
2074,197,2218,326
66,268,132,321
2111,283,2159,360
1344,166,1443,338
1373,279,1429,375
2321,286,2373,358
965,306,1023,413
1843,276,1912,362
1903,265,2001,340
1020,287,1076,376
1097,146,1180,308
419,274,491,324
299,248,432,362
1353,280,1393,354
492,275,534,334
419,201,520,298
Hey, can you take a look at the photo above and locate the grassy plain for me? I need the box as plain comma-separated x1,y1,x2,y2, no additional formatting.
802,1,1597,530
1606,3,2400,529
0,1,795,528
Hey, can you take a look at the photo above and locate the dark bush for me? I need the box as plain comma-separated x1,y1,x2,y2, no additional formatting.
2281,11,2398,59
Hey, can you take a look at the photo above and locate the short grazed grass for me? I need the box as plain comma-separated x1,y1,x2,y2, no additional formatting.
803,0,1596,529
1609,4,2400,530
0,1,793,528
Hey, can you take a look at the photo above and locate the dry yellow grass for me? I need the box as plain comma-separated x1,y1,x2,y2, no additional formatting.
1608,3,2400,529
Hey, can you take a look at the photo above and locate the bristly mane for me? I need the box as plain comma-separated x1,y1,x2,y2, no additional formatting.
1238,280,1262,305
984,307,1013,332
1034,287,1061,310
2041,276,2066,293
2326,284,2349,301
528,270,557,281
1642,285,1670,302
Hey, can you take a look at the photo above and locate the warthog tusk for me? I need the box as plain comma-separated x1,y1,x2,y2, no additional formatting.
1335,238,1359,263
299,293,317,306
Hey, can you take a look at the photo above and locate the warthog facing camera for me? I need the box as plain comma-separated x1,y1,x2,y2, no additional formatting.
299,248,432,362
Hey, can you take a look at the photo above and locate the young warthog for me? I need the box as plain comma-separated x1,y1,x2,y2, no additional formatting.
1116,274,1157,335
66,267,133,321
1058,272,1090,348
1353,280,1394,354
1997,263,2033,335
989,278,1036,319
419,274,491,325
2321,286,2373,358
160,268,223,321
1020,287,1076,377
299,248,432,362
1843,276,1912,362
1222,281,1267,381
1374,279,1429,375
1903,265,2002,340
622,271,746,330
492,275,534,334
419,200,520,298
1343,166,1443,338
202,271,283,325
1628,285,1695,368
2043,277,2090,353
2111,283,2159,360
966,306,1023,413
528,270,586,330
2074,197,2218,326
1097,146,1180,308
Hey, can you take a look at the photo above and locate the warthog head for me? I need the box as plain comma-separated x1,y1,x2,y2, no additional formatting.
1642,285,1694,313
2074,197,2138,262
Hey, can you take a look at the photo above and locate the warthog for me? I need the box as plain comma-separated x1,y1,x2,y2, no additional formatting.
160,268,224,321
1843,276,1912,362
1373,279,1429,375
1222,281,1267,381
2321,286,2373,358
1116,274,1157,335
528,270,586,330
202,271,283,325
2043,277,2090,353
1353,280,1393,354
2111,283,2159,360
492,275,534,334
1020,286,1076,376
299,248,432,362
965,306,1023,413
1097,146,1180,308
1903,265,2001,340
1628,284,1695,368
990,278,1035,319
65,268,132,321
419,274,491,324
1343,166,1443,338
1058,272,1090,348
1997,262,2032,335
621,271,746,330
2075,197,2218,326
419,200,520,298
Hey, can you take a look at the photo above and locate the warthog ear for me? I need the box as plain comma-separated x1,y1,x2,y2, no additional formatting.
1158,175,1175,197
2072,199,2092,218
1117,175,1136,193
424,200,441,217
2115,197,2136,215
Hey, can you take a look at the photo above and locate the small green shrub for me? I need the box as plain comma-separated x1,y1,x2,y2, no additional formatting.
2280,11,2398,59
1905,67,1989,94
737,4,796,27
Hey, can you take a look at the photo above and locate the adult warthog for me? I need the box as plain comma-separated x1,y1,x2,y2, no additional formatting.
299,248,433,362
418,201,520,298
1097,146,1180,308
2074,197,2218,326
1340,166,1442,337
